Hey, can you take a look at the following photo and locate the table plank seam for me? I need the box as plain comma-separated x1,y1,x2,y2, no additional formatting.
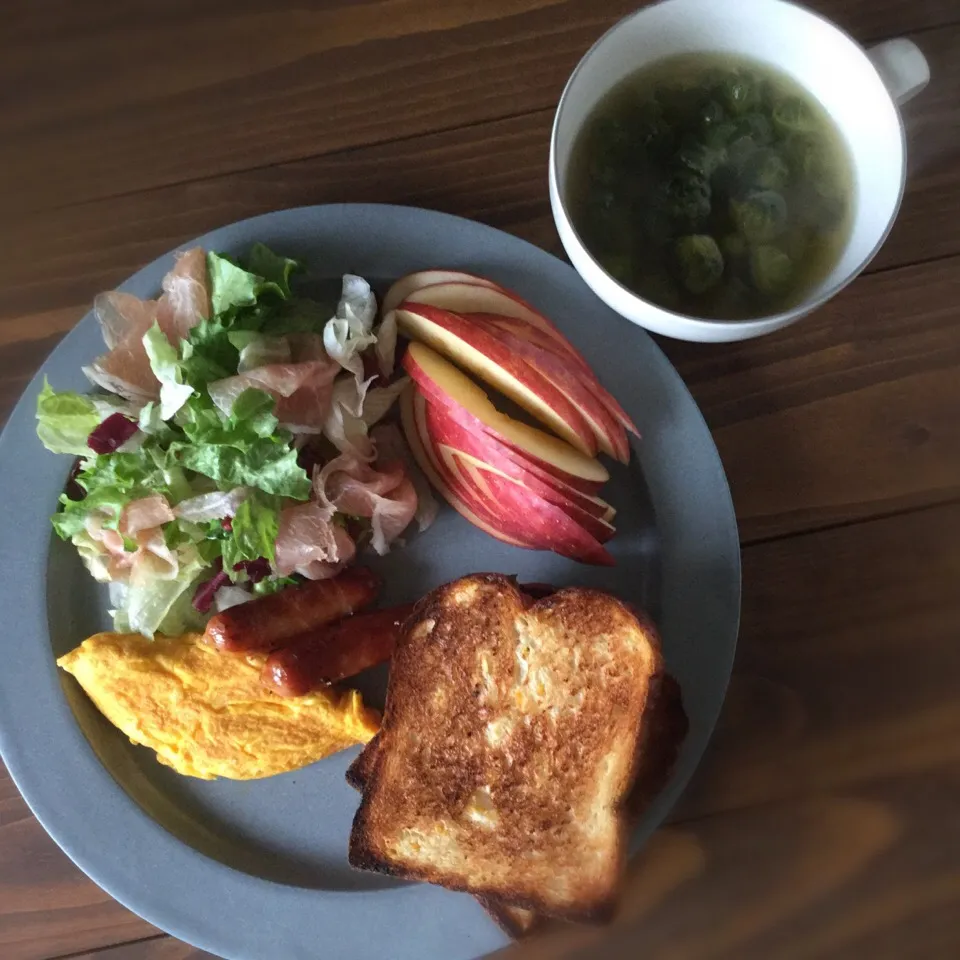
46,934,168,960
739,493,960,549
15,104,554,221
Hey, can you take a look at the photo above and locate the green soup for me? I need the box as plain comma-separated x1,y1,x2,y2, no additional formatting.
567,53,856,320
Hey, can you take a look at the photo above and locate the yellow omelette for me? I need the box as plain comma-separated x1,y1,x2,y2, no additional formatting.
58,632,380,780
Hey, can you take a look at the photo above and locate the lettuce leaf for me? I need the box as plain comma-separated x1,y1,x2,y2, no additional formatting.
222,491,280,571
36,380,103,455
207,253,265,317
207,246,301,318
169,390,310,500
180,317,240,386
137,401,177,443
323,275,378,381
142,323,194,419
253,575,298,596
52,449,173,539
246,243,299,297
36,380,138,456
180,389,278,443
173,441,309,499
112,549,208,638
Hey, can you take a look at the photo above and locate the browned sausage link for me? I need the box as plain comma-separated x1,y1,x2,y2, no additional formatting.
261,603,416,697
203,567,381,652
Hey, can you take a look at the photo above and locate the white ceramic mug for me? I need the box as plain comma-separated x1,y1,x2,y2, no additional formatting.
549,0,930,343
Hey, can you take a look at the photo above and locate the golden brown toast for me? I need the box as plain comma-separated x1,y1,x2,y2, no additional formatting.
346,671,686,937
347,574,666,922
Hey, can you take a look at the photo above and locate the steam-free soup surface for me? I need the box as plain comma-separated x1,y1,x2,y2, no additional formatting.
567,53,855,320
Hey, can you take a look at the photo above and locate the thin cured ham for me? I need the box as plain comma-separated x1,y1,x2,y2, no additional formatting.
157,247,210,343
207,358,340,433
173,488,249,523
120,495,176,536
316,453,419,555
80,495,180,586
273,501,356,579
371,422,439,533
84,248,210,402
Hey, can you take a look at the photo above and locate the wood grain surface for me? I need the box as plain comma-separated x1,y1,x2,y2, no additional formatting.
2,1,959,958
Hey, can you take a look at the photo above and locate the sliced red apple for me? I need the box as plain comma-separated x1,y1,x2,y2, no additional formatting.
463,313,631,463
437,446,614,566
402,341,608,492
476,312,641,441
398,385,530,548
404,281,641,439
420,390,614,520
382,270,499,316
403,281,588,369
395,303,598,456
405,387,593,555
439,444,616,544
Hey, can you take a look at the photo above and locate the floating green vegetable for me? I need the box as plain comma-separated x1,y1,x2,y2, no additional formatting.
673,235,725,294
730,190,788,243
656,171,712,228
720,233,749,266
750,245,793,294
773,95,816,137
745,149,790,190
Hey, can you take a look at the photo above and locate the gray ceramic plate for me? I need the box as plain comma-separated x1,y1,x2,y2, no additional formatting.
0,204,739,960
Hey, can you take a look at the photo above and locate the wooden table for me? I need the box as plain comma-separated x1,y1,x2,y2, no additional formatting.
2,2,958,958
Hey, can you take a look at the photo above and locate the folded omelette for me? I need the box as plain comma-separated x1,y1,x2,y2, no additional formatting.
58,632,380,780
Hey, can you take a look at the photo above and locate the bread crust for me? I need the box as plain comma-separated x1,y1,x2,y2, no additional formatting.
347,574,675,922
347,664,687,937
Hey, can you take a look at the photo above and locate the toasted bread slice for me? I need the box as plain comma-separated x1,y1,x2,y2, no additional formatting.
348,736,542,936
346,668,686,936
348,574,664,921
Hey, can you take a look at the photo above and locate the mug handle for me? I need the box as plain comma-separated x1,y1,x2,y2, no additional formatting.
867,38,930,105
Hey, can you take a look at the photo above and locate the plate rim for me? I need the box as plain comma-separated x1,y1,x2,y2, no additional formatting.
0,203,740,960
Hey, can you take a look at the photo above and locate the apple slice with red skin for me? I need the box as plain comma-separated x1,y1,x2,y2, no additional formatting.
476,312,641,441
434,444,615,566
463,312,631,463
403,281,587,369
402,341,608,492
395,302,599,456
403,281,640,438
439,443,616,544
382,270,499,316
398,385,531,548
420,390,615,521
403,381,616,562
404,386,589,555
385,271,638,440
429,393,617,521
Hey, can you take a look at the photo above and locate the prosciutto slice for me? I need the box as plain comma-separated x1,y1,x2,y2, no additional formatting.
273,501,356,579
371,423,439,533
84,248,210,402
120,495,176,536
80,495,179,586
207,358,340,432
173,487,249,523
316,452,418,555
157,247,210,342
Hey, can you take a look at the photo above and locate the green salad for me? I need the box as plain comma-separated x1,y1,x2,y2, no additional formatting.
37,244,421,638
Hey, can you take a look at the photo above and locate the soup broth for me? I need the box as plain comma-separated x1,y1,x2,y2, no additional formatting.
567,53,856,320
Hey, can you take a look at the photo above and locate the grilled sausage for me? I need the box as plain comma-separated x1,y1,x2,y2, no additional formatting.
261,603,415,697
204,567,381,652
